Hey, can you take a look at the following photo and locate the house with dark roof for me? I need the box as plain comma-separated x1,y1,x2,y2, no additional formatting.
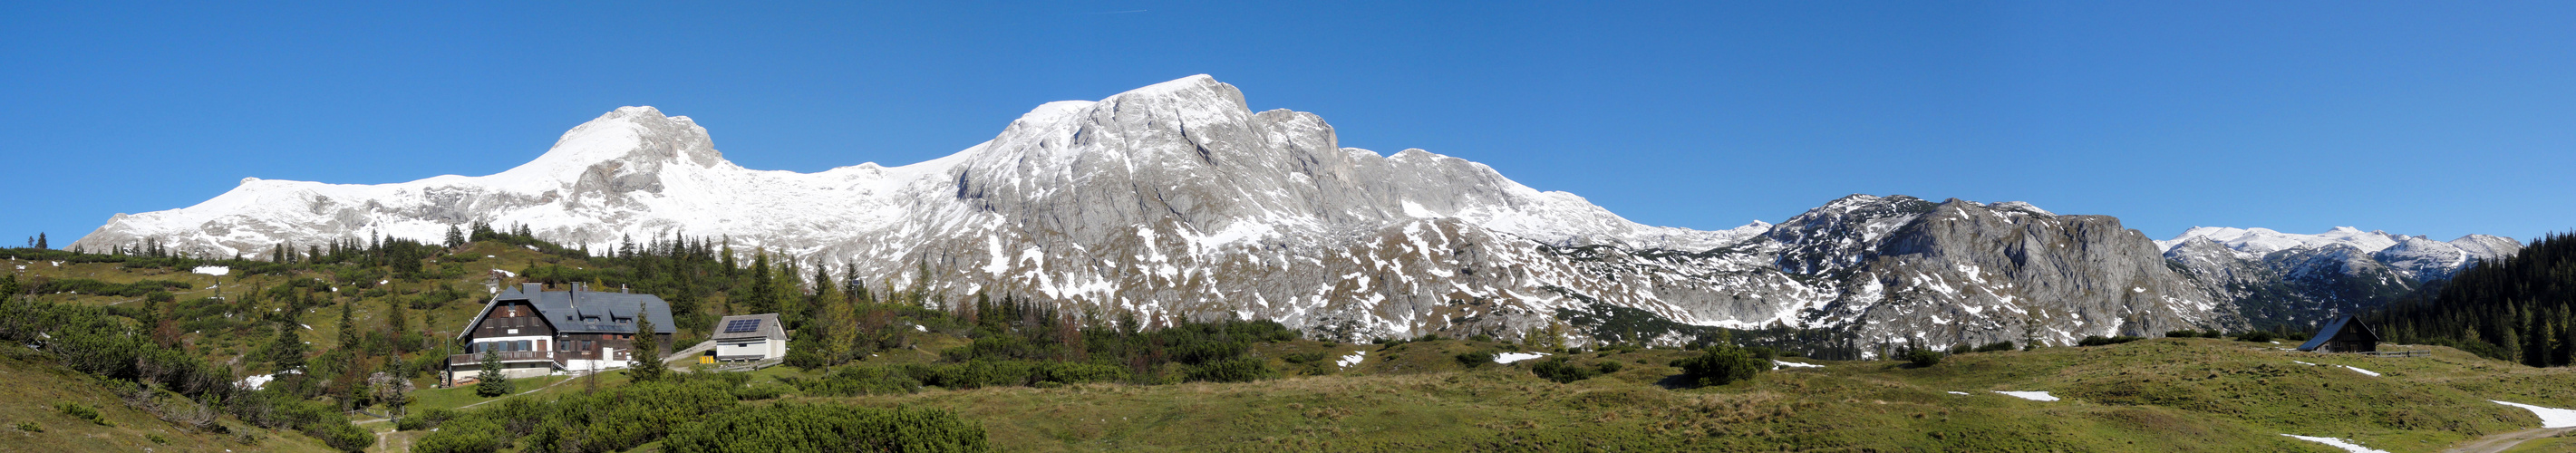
2297,315,2381,353
710,313,788,362
445,283,676,383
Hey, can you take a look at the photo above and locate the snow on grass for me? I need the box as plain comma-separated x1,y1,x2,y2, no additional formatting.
192,265,229,275
1946,391,1971,396
1994,391,2058,401
2340,365,2379,377
1338,350,1368,368
1494,352,1549,364
1772,360,1824,369
2281,434,2389,453
2493,400,2576,428
2292,360,2317,366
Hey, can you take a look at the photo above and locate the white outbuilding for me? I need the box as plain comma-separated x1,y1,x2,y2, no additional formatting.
711,313,788,362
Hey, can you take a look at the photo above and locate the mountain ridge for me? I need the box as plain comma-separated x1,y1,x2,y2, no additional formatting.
68,75,2517,353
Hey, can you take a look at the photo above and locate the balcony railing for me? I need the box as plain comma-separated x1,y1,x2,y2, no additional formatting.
449,351,557,366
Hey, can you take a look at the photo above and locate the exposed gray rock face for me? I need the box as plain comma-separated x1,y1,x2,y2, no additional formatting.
70,75,2500,355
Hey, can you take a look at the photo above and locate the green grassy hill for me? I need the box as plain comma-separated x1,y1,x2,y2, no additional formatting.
0,346,341,453
770,337,2569,452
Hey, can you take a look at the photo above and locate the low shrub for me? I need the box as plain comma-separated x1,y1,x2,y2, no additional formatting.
2077,335,2145,347
1675,344,1765,387
1972,341,2016,352
1902,347,1943,367
2236,331,2277,342
1454,351,1496,368
662,403,988,452
1529,357,1598,383
57,402,111,426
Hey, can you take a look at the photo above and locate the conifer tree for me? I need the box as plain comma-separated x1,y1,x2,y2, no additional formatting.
444,225,465,248
34,233,44,249
775,256,805,328
2527,316,2552,368
272,323,307,374
474,351,511,397
816,264,855,365
746,251,775,315
629,303,665,382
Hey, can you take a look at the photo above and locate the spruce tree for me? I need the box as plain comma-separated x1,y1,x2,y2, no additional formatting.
629,303,665,382
272,323,307,374
444,225,465,248
818,265,857,365
2534,319,2555,368
2559,310,2576,368
746,251,775,315
34,233,45,249
775,257,805,329
474,351,512,397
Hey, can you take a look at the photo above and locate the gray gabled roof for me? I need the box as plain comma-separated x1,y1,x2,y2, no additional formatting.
2298,315,2379,352
712,313,787,342
457,284,675,339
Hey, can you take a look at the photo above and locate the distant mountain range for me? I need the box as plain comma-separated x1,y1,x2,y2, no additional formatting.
69,75,2520,356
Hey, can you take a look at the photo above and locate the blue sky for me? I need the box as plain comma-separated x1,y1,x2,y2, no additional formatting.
5,1,2571,246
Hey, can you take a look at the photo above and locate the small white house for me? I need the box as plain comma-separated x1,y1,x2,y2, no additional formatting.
711,313,788,361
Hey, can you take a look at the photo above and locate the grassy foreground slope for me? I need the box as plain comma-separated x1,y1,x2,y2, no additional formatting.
795,337,2574,452
0,347,339,453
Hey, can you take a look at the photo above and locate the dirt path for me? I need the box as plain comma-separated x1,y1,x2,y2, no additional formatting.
2445,427,2575,453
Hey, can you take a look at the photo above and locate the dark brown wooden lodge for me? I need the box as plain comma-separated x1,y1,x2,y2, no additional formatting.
444,283,674,383
2296,315,2380,353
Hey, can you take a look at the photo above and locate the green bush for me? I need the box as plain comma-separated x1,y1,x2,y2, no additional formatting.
413,418,503,453
2236,331,2277,342
2077,335,2145,346
791,366,923,396
1528,357,1598,383
1454,351,1496,368
1676,344,1765,387
1185,357,1277,382
1945,343,1971,355
663,403,988,452
1972,341,2016,352
2165,330,2201,338
58,401,110,426
1593,361,1624,374
15,421,39,432
1902,347,1943,367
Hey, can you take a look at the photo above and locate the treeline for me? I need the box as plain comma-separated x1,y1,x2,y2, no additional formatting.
2368,232,2576,365
780,294,1298,394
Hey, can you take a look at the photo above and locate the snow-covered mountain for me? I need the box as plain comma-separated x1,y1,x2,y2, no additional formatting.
2157,226,2521,326
2160,226,2522,283
73,75,2483,353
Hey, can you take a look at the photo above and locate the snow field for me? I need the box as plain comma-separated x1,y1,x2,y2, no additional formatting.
2492,400,2576,428
2280,434,2388,453
1771,360,1823,369
1492,352,1548,364
1993,391,2058,401
192,265,229,275
1337,351,1367,369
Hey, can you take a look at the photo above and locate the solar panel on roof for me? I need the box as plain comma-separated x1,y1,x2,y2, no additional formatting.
724,319,761,333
